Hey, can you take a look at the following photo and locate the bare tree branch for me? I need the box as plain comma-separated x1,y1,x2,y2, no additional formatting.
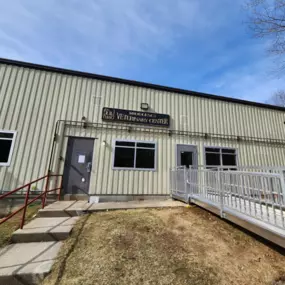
267,90,285,106
245,0,285,73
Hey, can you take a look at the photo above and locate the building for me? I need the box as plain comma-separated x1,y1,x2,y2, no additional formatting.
1,58,285,201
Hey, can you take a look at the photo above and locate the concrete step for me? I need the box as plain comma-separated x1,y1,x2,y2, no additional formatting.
38,200,185,217
12,217,79,243
37,201,90,217
37,208,83,217
0,241,62,285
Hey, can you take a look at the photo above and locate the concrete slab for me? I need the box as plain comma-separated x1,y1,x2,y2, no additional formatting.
38,199,185,217
43,201,78,209
38,200,90,217
63,194,170,202
37,208,72,217
12,217,79,243
0,241,62,285
88,199,185,211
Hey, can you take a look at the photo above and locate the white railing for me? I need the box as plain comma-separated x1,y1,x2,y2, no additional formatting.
170,166,285,230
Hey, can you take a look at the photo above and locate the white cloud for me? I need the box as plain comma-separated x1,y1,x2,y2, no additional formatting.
0,0,284,104
0,0,208,69
203,44,285,103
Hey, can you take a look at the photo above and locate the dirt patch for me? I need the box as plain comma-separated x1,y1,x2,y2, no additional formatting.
43,206,285,285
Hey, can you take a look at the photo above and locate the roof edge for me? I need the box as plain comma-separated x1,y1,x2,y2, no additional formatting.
0,57,284,112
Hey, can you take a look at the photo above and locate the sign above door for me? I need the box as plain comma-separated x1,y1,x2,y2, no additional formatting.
102,107,170,127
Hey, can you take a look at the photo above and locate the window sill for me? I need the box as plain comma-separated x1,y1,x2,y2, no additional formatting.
0,163,10,167
112,167,156,172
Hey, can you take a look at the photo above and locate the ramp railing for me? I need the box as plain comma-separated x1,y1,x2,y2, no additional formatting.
170,166,285,230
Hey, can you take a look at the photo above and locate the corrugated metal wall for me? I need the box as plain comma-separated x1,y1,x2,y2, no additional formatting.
1,62,285,195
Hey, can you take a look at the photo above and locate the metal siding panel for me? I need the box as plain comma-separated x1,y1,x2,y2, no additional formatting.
13,69,37,188
101,131,110,195
223,102,230,134
0,70,23,189
8,70,34,189
215,101,221,134
206,99,212,133
245,106,253,137
89,133,101,195
60,76,72,121
265,109,273,138
2,68,20,128
202,99,208,133
0,64,7,97
83,79,91,121
235,104,241,136
273,109,282,139
256,108,264,139
73,78,82,121
66,77,77,121
0,66,12,121
2,62,285,197
27,72,48,184
88,80,96,122
217,101,224,134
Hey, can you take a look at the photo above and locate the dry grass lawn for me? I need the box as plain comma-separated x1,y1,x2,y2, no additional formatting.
43,206,285,285
0,203,40,248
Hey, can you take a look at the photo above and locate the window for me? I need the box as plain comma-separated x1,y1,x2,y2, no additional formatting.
180,152,193,168
205,147,237,170
113,140,156,170
0,131,17,166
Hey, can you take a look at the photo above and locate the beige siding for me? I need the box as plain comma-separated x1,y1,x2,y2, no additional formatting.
1,62,285,195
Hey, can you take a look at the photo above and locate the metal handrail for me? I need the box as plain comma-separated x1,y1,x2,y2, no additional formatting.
0,174,63,229
170,166,285,229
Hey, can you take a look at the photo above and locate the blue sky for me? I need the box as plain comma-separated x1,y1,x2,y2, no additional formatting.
1,0,284,103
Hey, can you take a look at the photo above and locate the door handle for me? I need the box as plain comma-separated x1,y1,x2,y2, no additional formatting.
86,162,92,173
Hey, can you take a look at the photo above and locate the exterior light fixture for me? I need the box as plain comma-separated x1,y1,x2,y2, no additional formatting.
102,140,106,146
140,103,149,111
81,116,87,129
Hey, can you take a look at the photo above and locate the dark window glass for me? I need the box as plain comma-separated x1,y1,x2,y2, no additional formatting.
136,149,155,169
205,148,220,153
114,147,135,168
0,133,13,139
222,149,235,154
115,141,135,147
137,143,155,148
206,153,221,166
222,154,237,166
0,140,12,163
180,151,193,168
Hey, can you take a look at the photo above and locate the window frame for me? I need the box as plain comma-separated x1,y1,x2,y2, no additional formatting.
175,144,198,168
0,130,17,167
203,146,238,169
112,139,157,171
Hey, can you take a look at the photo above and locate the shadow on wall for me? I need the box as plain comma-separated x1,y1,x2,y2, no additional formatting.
0,171,58,218
0,199,22,218
1,170,52,194
0,171,23,218
170,117,175,129
1,170,24,194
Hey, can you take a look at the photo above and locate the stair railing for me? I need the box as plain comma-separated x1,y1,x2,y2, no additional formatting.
0,174,63,229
